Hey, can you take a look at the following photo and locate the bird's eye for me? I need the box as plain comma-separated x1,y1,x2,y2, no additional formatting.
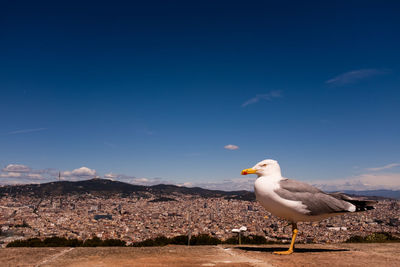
260,164,267,167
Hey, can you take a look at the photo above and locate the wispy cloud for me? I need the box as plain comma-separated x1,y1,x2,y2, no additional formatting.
325,69,387,86
242,90,282,107
224,144,239,150
7,128,47,135
366,163,400,172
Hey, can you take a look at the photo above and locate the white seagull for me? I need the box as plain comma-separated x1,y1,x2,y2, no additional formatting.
241,159,375,255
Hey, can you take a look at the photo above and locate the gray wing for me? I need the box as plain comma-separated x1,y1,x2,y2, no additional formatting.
276,178,354,216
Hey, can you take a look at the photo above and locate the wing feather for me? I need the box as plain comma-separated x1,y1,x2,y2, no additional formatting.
276,179,355,215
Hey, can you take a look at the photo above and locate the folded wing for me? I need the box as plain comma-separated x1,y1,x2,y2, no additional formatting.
276,179,374,216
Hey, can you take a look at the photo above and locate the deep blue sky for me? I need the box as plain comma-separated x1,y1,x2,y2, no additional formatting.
1,1,400,189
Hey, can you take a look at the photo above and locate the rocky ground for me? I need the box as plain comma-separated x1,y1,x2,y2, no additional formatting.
2,243,400,267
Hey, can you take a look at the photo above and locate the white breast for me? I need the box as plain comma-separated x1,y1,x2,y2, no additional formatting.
254,176,312,222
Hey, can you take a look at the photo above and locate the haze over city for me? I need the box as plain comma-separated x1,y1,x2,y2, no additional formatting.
1,1,400,191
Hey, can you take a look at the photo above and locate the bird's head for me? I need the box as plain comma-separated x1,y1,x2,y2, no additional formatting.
241,159,281,177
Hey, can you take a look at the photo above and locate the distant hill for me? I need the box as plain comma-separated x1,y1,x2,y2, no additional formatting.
0,179,147,198
0,178,255,201
340,190,400,200
0,178,398,200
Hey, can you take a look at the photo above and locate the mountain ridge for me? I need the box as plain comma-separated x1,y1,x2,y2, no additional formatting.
0,178,255,201
339,189,400,200
0,178,399,200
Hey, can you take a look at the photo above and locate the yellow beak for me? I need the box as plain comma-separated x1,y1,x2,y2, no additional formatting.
241,168,256,175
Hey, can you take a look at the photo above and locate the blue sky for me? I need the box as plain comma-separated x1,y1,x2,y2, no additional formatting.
1,0,400,190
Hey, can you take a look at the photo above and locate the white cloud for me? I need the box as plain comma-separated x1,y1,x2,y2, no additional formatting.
27,173,43,179
0,164,98,184
2,164,31,173
325,69,386,85
132,178,150,184
224,144,239,150
104,173,118,179
0,172,43,180
0,172,22,178
366,163,400,172
242,90,282,107
62,167,96,177
179,182,193,187
0,179,43,185
104,173,134,182
0,164,45,181
312,173,400,191
72,167,96,176
102,173,166,186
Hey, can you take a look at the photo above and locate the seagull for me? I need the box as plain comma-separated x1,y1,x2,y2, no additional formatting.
241,159,375,255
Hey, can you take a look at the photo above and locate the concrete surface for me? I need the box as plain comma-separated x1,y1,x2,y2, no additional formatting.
2,243,400,267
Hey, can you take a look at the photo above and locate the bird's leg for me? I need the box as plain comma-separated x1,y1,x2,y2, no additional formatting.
274,223,298,255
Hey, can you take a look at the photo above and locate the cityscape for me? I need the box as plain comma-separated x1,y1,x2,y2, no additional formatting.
1,181,399,248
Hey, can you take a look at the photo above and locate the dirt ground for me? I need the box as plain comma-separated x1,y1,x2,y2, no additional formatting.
2,243,400,267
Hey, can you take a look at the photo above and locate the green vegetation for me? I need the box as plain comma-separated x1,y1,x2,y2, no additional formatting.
224,234,276,245
346,232,400,243
82,236,126,247
192,234,221,245
131,234,273,247
6,234,273,247
132,234,222,247
9,232,400,248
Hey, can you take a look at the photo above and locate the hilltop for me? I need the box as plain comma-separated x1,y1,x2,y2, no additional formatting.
340,189,400,200
1,178,399,200
0,178,255,201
